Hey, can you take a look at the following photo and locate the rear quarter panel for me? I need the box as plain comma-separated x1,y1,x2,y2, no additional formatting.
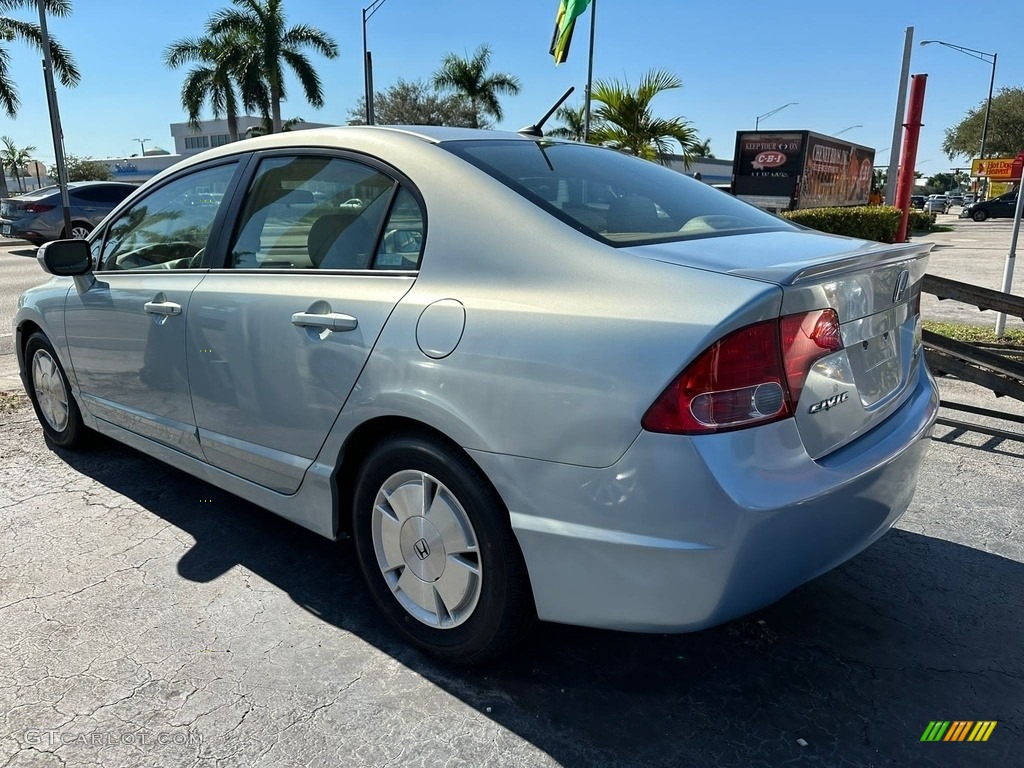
337,144,784,468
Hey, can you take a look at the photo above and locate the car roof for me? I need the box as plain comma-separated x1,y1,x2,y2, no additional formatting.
162,126,552,174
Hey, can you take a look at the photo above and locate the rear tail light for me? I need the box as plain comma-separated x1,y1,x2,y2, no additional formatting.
642,309,843,435
22,203,56,213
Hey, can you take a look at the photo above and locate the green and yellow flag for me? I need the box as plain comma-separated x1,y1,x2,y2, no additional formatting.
550,0,591,65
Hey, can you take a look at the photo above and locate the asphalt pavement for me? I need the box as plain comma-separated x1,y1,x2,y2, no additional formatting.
1,217,1022,767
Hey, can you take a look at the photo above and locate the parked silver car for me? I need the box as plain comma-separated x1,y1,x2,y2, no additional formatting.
15,127,939,663
923,195,950,214
1,181,137,245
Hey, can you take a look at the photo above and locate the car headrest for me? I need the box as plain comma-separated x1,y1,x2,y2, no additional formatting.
606,196,660,233
307,212,374,269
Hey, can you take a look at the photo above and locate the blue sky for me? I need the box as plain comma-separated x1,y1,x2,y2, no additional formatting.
2,0,1020,179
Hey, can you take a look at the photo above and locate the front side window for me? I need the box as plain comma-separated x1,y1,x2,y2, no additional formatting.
98,162,237,271
228,155,396,270
442,139,795,246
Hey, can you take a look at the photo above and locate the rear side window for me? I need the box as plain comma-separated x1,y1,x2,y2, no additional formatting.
71,185,133,205
442,140,793,246
373,188,424,270
228,155,396,270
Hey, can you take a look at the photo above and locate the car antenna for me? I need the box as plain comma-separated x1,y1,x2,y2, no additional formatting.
518,87,575,138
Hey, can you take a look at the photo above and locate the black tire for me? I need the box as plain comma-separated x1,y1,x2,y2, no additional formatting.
23,332,88,449
352,432,535,664
972,209,989,222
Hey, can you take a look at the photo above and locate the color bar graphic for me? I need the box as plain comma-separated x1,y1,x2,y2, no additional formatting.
920,720,996,742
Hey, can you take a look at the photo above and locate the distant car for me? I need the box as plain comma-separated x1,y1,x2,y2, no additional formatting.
0,182,136,245
946,194,964,207
911,195,926,210
963,193,976,206
923,195,950,214
15,126,939,663
960,190,1019,221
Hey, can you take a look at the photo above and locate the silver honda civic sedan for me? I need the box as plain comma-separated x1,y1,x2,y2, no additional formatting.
15,126,938,663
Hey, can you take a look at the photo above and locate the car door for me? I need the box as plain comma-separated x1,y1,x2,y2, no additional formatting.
186,152,423,493
63,160,242,457
994,192,1018,217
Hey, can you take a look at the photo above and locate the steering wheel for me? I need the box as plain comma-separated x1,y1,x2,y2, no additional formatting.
383,229,423,254
114,242,202,270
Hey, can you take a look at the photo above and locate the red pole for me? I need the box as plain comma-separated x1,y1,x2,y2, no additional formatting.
895,74,927,243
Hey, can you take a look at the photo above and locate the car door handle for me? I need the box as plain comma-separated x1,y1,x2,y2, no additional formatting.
144,300,182,316
291,311,358,332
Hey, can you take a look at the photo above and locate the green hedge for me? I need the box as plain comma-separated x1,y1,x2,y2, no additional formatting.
781,206,939,243
907,210,937,232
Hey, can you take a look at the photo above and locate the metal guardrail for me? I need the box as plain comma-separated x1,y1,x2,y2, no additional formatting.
920,274,1024,439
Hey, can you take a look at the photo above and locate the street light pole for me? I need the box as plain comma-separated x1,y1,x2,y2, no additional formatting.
755,102,797,131
834,125,863,136
362,0,391,126
920,40,997,200
979,51,997,197
132,138,149,156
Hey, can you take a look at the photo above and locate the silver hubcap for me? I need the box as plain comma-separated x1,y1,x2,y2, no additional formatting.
70,226,90,239
32,350,69,432
371,470,482,629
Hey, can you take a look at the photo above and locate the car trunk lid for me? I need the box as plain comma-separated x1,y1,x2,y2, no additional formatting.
625,230,932,458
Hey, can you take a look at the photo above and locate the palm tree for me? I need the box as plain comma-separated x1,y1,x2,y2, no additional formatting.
548,104,587,142
432,44,521,129
207,0,338,134
691,138,714,158
0,0,80,119
589,69,699,165
0,1,79,197
1,136,36,192
245,115,304,137
164,32,267,143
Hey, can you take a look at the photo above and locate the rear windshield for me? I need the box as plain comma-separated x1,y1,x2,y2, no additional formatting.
442,139,794,246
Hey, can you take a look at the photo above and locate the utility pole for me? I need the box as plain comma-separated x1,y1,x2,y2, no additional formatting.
886,27,914,206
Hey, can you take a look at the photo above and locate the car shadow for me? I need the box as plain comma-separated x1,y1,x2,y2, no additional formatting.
55,435,1019,767
9,246,38,257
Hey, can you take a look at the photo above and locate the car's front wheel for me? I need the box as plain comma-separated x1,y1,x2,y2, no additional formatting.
972,209,989,222
24,332,88,448
352,432,534,664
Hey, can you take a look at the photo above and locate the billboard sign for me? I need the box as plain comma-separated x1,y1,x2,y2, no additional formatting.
966,156,1015,180
733,133,805,202
798,135,874,208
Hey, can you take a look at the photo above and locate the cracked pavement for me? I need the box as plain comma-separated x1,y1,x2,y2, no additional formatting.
0,377,1020,767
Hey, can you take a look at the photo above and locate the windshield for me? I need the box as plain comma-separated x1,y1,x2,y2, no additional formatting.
442,139,794,246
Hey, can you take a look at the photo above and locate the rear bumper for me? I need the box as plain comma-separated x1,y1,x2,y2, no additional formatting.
1,216,56,243
471,367,939,632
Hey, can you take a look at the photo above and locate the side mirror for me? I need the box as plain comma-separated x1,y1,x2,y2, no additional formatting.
38,239,92,276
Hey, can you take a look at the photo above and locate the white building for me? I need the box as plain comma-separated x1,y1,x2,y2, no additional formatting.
94,117,338,186
170,116,334,156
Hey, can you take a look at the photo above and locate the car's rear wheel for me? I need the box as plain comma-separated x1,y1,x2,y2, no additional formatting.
972,209,989,222
24,332,88,448
64,222,93,240
352,432,534,664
